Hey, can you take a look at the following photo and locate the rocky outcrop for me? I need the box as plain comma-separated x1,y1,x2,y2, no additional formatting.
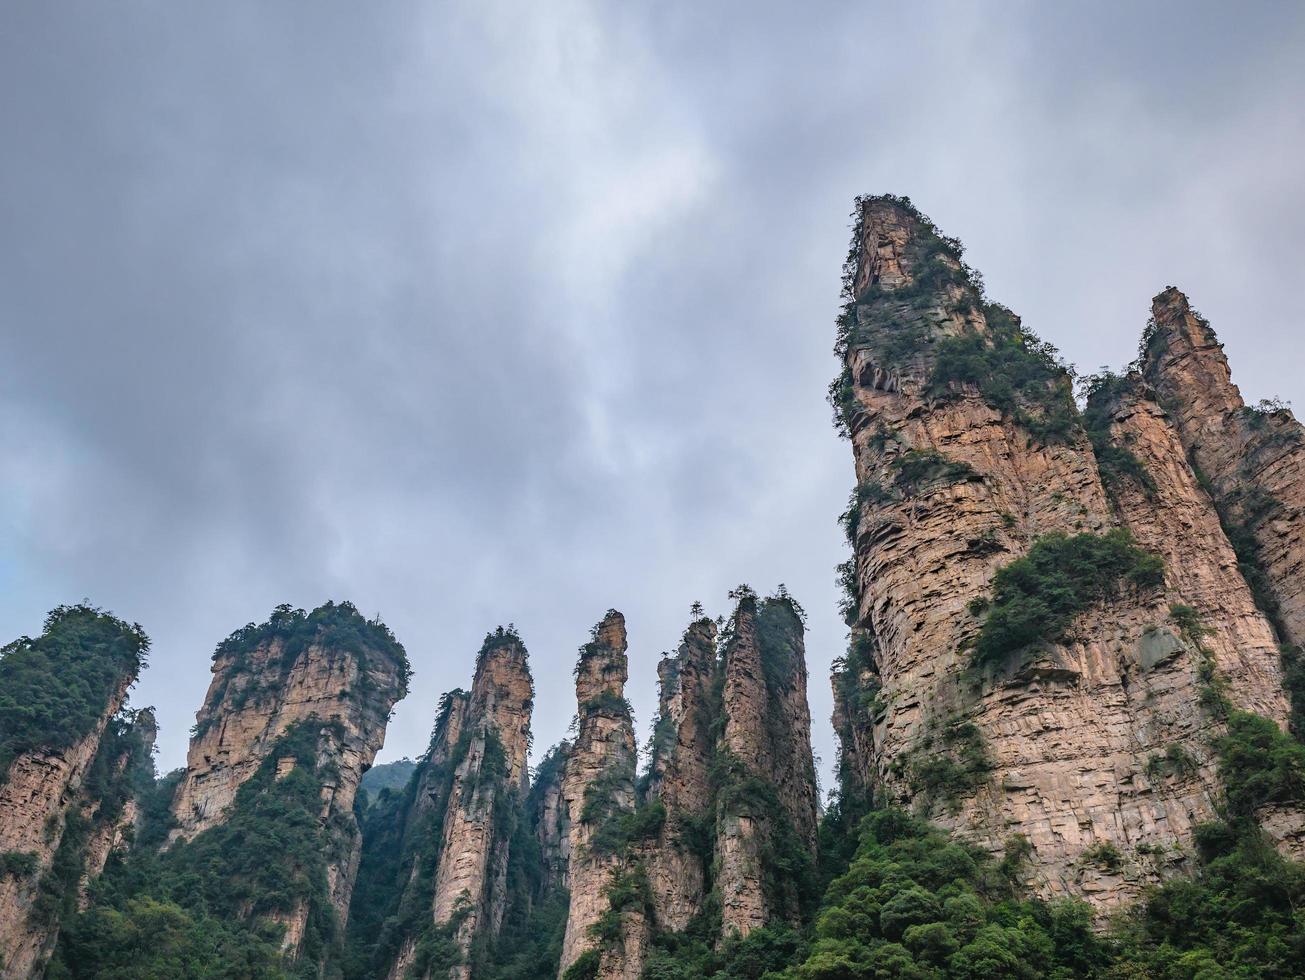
716,593,819,936
429,631,533,979
169,602,409,957
831,196,1301,909
643,617,716,932
384,688,471,980
371,629,535,980
558,611,638,977
0,606,148,979
1142,287,1305,655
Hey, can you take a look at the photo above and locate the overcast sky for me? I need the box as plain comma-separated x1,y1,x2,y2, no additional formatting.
3,3,1304,785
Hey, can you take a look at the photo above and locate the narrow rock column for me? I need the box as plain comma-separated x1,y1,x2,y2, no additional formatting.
1143,287,1305,651
430,631,533,979
558,611,637,977
715,593,819,937
643,617,717,932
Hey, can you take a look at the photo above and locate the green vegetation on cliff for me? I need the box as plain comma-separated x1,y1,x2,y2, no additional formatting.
197,601,411,736
969,530,1165,665
0,604,149,780
54,719,348,979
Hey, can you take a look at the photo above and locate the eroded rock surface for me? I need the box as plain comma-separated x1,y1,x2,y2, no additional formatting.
168,602,408,955
1143,287,1305,653
558,611,637,977
831,196,1302,908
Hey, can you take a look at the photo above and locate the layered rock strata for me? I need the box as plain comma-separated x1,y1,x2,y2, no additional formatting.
558,611,639,977
831,195,1301,908
642,617,716,932
1142,287,1305,655
429,631,533,979
379,629,534,980
169,601,409,954
716,594,819,935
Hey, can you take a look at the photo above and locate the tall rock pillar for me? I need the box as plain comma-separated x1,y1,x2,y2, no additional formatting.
558,611,638,977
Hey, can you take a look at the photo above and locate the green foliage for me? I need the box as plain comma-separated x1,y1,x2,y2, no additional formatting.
1284,645,1305,742
50,895,286,980
198,601,409,736
972,531,1165,665
562,948,601,980
1079,370,1157,499
61,720,351,979
0,604,148,781
580,690,634,718
358,757,418,802
643,922,806,980
1145,743,1199,781
343,720,481,978
778,809,1107,979
0,850,38,878
889,450,979,498
895,721,991,816
829,195,983,439
927,308,1079,443
1214,711,1305,818
588,799,666,858
1108,822,1305,976
1079,842,1124,873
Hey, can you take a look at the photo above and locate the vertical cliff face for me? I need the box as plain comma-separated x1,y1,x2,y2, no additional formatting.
557,611,638,978
355,628,534,980
531,742,573,896
1142,289,1305,691
380,688,471,980
168,601,409,963
830,195,1301,908
429,630,533,979
642,617,716,933
715,593,819,936
0,605,149,979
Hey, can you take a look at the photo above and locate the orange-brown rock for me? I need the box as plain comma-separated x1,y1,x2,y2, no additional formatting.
643,617,716,932
0,606,147,979
833,196,1302,909
558,611,637,977
1143,287,1305,654
716,594,819,935
429,631,533,979
385,689,471,980
168,602,408,955
531,742,572,894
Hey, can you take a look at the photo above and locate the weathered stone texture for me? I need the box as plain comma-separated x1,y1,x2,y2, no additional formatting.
558,611,637,978
716,597,819,935
0,676,133,978
643,619,716,933
169,609,407,957
429,635,533,979
1143,286,1305,651
837,197,1303,909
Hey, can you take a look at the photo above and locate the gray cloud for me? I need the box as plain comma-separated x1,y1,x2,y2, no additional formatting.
3,1,1303,787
